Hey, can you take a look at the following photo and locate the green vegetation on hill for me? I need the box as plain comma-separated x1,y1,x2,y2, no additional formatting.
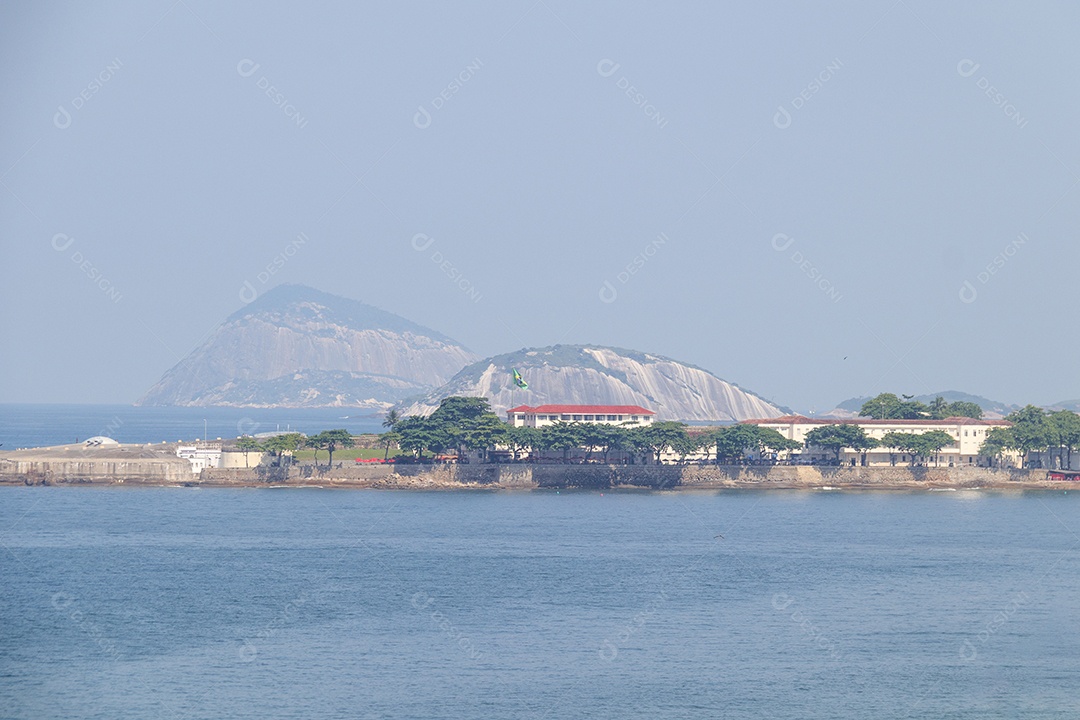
838,391,1015,417
858,393,984,420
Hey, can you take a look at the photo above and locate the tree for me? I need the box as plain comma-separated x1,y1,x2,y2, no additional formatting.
428,396,500,460
235,436,263,466
575,423,607,462
540,422,585,463
859,393,928,420
945,401,983,419
670,432,700,464
705,425,755,464
637,421,690,464
382,409,401,430
1005,406,1052,467
879,431,916,465
395,415,448,459
430,396,492,425
263,433,304,467
305,433,326,466
461,414,510,462
915,430,955,467
696,430,723,464
323,430,354,467
589,424,629,464
379,430,401,462
754,427,801,460
979,427,1016,466
804,425,876,464
1048,410,1080,469
624,425,654,465
506,425,541,461
878,430,953,466
926,396,985,419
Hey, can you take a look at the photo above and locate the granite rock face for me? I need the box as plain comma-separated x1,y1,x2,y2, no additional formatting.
398,345,785,422
137,285,478,410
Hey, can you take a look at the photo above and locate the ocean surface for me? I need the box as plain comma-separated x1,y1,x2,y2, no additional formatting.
0,404,386,449
2,487,1079,719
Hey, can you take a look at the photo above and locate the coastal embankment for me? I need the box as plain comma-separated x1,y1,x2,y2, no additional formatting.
0,445,1070,490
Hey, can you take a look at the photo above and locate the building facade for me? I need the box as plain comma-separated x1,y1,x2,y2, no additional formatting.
506,405,656,428
742,415,1017,467
176,442,222,473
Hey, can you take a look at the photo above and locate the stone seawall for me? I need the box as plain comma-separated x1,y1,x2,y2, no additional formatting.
677,464,1039,488
192,463,1056,490
0,456,193,485
0,457,1061,490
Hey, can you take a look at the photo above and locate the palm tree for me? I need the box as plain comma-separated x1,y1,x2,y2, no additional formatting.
382,409,401,430
381,430,401,462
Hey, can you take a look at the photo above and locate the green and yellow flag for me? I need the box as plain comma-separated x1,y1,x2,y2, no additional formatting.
512,368,528,390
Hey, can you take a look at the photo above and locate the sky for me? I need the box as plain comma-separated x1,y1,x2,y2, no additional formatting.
2,1,1078,413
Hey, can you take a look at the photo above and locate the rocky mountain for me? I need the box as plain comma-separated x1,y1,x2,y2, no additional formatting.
136,284,478,410
397,345,785,422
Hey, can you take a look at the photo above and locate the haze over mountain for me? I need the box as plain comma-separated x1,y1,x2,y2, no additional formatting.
137,285,478,410
398,345,786,422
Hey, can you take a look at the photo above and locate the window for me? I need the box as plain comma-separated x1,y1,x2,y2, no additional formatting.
573,415,583,421
608,415,617,421
561,414,571,420
964,430,968,436
631,415,638,421
584,415,594,421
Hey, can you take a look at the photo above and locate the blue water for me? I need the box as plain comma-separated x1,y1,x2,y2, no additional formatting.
2,488,1078,719
0,404,386,449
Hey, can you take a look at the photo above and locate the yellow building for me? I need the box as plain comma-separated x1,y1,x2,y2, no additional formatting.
743,415,1016,467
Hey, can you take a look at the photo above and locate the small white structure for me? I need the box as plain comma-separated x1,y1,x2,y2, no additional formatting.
176,442,222,473
220,449,267,468
83,436,120,447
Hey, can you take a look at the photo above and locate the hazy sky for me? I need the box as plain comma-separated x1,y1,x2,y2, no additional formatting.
2,1,1077,412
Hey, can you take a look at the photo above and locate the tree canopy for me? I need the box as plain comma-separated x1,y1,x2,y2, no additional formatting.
391,397,508,460
804,425,876,462
878,430,955,465
860,393,983,420
697,424,800,464
979,406,1080,468
262,432,304,466
306,429,354,467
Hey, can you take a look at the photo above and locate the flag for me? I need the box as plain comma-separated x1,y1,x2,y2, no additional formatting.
512,368,528,389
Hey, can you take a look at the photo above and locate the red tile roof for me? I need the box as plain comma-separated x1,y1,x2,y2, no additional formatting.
507,405,655,415
742,415,1009,427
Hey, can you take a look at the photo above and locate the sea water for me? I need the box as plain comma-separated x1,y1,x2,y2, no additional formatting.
0,404,385,449
1,488,1078,719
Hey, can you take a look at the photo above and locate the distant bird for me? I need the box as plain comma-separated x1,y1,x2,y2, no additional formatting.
843,356,848,360
714,534,724,540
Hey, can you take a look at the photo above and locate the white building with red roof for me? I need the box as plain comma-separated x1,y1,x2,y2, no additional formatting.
506,404,655,428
